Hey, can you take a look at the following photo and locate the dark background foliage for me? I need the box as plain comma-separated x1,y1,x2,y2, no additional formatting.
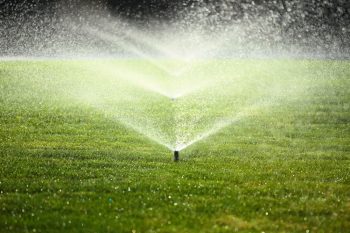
1,0,349,55
2,0,349,23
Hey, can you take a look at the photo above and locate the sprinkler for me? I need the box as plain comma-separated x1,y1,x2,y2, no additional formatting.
174,150,179,162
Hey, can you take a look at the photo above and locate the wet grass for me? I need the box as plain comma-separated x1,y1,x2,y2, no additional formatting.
0,59,349,233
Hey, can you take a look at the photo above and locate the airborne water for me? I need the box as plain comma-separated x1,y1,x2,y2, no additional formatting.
1,1,349,154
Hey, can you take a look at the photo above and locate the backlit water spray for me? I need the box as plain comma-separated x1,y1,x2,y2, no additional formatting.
1,1,349,161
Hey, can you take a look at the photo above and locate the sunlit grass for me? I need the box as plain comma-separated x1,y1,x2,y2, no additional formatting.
0,59,349,232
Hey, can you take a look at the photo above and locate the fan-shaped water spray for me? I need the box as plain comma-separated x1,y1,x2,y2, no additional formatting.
1,1,349,161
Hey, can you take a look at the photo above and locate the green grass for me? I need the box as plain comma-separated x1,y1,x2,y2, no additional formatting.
0,59,349,232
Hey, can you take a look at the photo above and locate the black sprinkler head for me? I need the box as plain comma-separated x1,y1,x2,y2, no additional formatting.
174,150,179,162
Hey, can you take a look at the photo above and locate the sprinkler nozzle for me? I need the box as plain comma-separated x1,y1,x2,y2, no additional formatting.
174,151,179,162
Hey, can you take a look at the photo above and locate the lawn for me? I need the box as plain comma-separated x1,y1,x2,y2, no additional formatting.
0,59,349,232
